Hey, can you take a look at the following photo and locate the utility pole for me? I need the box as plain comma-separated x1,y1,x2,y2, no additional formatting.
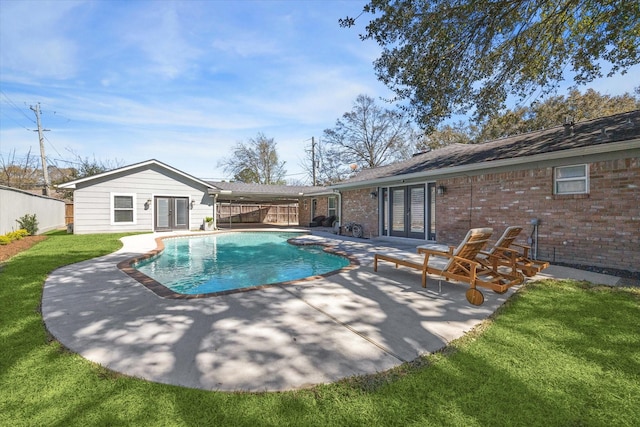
311,136,317,186
30,103,50,196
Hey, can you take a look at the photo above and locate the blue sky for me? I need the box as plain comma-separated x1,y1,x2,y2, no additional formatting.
1,0,638,184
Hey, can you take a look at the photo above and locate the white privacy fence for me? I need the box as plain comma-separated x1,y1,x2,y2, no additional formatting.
0,185,65,235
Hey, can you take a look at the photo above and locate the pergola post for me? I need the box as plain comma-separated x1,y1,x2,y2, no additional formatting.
212,194,218,230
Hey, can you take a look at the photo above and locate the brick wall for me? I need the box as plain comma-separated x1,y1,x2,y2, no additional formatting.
300,196,330,226
341,187,380,238
436,157,640,272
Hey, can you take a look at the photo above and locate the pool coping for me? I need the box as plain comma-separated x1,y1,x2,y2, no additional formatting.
116,230,360,299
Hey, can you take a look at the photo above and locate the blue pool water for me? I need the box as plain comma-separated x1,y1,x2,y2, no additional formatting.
134,232,350,295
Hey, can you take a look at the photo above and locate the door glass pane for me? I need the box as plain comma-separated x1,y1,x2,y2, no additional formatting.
410,187,425,233
157,199,169,228
175,199,188,226
430,184,436,240
392,189,405,232
382,188,388,235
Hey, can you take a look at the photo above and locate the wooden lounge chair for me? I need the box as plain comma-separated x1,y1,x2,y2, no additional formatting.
374,228,524,305
477,226,550,277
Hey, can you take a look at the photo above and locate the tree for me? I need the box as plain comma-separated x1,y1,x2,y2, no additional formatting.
219,133,286,185
342,0,640,130
0,149,39,190
476,88,640,141
321,94,414,177
300,138,353,185
415,121,477,151
54,151,124,200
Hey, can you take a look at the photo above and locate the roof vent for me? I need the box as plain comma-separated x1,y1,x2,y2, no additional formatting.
563,115,574,137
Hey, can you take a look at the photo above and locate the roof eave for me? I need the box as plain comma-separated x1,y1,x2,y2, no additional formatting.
57,159,216,190
330,138,640,189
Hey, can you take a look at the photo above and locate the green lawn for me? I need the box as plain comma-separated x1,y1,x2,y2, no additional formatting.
1,232,639,426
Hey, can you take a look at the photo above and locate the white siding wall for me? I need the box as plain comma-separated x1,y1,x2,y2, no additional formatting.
72,165,214,234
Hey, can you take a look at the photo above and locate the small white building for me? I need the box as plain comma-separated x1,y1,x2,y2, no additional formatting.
58,159,217,234
58,159,318,234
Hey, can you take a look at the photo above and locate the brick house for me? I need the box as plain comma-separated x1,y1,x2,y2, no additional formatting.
304,110,639,273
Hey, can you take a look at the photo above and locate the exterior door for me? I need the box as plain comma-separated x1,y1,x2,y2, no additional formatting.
155,197,189,231
388,184,426,239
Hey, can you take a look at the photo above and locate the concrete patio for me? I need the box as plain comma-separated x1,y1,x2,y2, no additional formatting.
41,228,622,392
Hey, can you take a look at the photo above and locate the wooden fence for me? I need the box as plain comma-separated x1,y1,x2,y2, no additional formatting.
65,203,74,225
217,204,299,225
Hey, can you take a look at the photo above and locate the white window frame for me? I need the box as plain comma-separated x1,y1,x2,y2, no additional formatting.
328,196,337,218
111,193,137,225
554,164,589,195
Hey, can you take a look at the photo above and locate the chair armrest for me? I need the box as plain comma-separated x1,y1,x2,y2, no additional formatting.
451,255,480,281
511,243,531,257
452,255,480,269
418,245,454,255
418,247,451,258
492,246,518,259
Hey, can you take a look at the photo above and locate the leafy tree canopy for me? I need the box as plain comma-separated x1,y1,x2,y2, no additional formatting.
417,87,640,149
219,133,286,185
342,0,640,130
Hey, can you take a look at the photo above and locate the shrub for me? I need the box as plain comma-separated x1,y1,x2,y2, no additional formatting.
16,214,38,235
15,229,29,238
7,231,24,241
0,235,10,245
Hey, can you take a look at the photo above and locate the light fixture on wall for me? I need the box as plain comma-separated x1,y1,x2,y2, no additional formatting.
190,199,196,209
370,190,378,199
144,199,151,210
303,199,308,209
437,185,446,196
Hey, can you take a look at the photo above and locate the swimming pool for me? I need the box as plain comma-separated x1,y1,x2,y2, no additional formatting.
133,232,350,295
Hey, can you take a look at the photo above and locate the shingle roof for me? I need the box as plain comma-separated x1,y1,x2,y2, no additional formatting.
341,110,640,185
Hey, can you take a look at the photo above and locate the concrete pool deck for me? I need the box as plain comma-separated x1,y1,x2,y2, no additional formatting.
41,228,624,392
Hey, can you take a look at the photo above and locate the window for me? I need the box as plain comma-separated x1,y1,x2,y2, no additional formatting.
554,164,589,194
112,194,135,223
328,196,337,218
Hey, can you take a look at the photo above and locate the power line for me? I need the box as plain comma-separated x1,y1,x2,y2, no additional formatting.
0,108,32,131
0,89,35,124
44,134,64,158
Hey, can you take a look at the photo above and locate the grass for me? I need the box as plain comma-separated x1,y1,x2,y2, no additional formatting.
1,231,639,426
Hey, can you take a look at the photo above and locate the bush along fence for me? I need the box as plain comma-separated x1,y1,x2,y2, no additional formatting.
0,229,30,246
0,214,39,246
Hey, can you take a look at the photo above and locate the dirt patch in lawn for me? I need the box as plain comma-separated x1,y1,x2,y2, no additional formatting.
0,235,47,263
